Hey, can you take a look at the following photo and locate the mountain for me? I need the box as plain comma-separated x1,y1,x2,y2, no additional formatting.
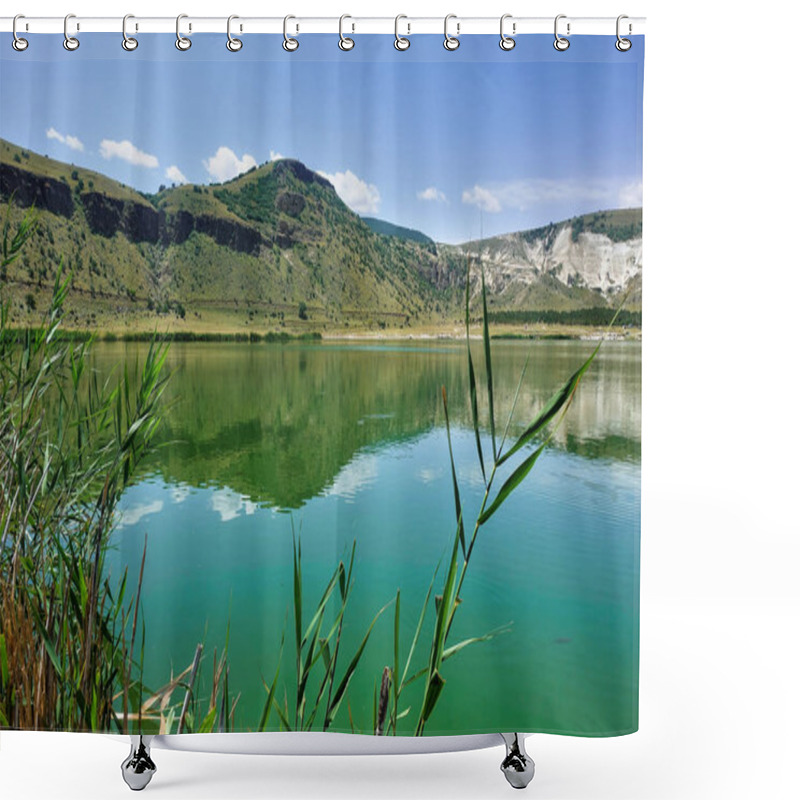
441,209,643,313
0,139,642,332
0,139,441,331
361,217,434,246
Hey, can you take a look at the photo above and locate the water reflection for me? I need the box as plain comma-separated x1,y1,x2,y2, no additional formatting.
92,340,640,510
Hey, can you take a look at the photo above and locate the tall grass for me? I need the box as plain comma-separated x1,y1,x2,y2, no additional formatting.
0,205,170,731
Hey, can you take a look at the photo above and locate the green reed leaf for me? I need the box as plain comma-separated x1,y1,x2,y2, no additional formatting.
497,350,598,467
479,440,548,525
326,598,392,728
401,564,439,689
480,265,496,462
465,259,486,483
418,669,445,730
441,386,465,557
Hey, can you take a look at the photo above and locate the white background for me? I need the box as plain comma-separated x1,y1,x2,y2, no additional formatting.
1,1,799,798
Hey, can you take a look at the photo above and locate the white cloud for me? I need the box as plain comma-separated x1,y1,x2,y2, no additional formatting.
203,146,257,182
269,149,284,161
618,181,643,207
318,169,381,214
100,139,158,168
463,179,623,214
417,186,447,203
462,185,502,213
46,127,84,152
165,165,188,185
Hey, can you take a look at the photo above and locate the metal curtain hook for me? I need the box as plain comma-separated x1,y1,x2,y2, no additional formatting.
283,15,299,51
176,13,191,50
444,13,460,51
339,14,354,50
227,15,242,51
12,14,28,51
63,13,79,51
394,14,410,51
122,14,138,51
554,14,570,51
499,14,515,51
616,14,632,51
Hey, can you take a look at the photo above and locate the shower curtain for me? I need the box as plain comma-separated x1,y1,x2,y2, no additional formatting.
0,27,643,739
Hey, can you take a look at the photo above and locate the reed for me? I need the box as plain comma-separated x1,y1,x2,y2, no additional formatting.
255,534,392,733
409,258,625,734
0,204,170,731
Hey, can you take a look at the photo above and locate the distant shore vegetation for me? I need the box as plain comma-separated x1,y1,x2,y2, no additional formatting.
489,307,642,327
0,328,323,344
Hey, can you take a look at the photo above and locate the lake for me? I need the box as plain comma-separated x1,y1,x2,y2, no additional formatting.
100,338,640,736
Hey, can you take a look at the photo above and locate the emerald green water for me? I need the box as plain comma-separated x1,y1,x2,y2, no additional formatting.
102,339,640,736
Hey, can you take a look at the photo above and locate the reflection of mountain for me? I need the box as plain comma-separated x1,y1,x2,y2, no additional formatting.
93,341,640,508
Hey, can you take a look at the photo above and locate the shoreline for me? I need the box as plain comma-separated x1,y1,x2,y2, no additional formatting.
2,324,642,344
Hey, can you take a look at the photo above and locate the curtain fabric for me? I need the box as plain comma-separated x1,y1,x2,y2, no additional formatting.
0,32,643,737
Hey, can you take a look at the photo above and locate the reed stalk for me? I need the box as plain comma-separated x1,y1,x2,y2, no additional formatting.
0,203,170,731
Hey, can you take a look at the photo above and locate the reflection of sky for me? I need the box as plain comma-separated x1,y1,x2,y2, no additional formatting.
211,487,258,522
323,453,379,501
118,499,163,526
109,427,640,733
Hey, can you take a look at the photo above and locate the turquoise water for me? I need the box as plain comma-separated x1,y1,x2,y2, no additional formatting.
104,339,640,736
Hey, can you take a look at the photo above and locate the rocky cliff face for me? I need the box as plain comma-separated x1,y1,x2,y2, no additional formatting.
82,192,160,243
0,162,265,255
0,163,74,219
165,210,263,255
444,209,643,307
475,227,641,297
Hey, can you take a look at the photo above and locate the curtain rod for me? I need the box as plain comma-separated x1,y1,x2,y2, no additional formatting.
0,16,645,36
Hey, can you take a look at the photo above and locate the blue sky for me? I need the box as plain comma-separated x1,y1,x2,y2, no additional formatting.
1,34,643,243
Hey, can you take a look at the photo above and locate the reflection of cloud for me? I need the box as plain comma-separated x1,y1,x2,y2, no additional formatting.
170,484,191,504
324,456,379,500
120,500,164,526
464,464,487,489
211,487,258,522
417,466,443,484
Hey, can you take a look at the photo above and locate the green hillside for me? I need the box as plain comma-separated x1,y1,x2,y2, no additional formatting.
1,138,642,334
0,140,447,332
361,216,434,246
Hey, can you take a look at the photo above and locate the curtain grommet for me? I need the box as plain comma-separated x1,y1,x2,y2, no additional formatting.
122,14,138,51
176,14,191,51
616,15,632,51
499,14,516,51
394,15,410,51
554,14,570,51
226,15,243,52
12,15,28,51
444,14,460,51
339,14,355,51
63,13,79,51
283,15,299,52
